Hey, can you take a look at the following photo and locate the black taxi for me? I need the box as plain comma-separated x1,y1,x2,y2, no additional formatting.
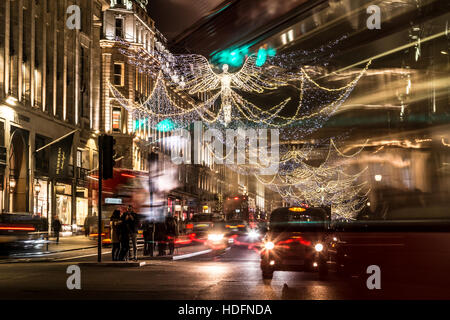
260,206,333,280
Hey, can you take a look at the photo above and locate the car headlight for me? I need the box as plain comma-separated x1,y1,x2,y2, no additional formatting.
248,230,259,239
264,241,275,250
314,243,324,252
208,233,224,242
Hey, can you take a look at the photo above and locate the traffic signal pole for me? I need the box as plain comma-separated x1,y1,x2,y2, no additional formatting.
98,135,103,263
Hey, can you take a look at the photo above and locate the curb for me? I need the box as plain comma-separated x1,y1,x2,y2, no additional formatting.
0,258,56,264
173,249,213,260
137,247,213,261
138,256,173,261
77,261,147,267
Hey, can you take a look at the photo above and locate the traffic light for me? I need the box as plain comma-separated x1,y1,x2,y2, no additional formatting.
101,135,116,180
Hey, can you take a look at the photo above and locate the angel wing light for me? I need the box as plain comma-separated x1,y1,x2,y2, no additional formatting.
173,54,292,126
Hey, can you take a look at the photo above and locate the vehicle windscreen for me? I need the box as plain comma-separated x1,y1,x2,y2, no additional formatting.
192,214,213,222
210,221,228,232
270,208,327,232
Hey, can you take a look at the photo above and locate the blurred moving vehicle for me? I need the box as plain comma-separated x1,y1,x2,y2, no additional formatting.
0,213,48,252
206,221,230,251
190,214,215,239
333,208,450,288
225,220,248,236
224,220,262,245
260,206,333,280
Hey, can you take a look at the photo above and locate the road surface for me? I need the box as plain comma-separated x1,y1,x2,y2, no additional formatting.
0,245,448,300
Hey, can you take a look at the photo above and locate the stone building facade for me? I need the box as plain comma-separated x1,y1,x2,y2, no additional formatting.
0,0,108,231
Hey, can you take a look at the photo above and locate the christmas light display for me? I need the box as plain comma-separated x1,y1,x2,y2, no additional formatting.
107,36,375,217
112,35,372,132
252,140,370,220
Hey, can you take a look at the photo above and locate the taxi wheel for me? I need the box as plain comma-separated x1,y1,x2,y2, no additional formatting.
262,269,274,280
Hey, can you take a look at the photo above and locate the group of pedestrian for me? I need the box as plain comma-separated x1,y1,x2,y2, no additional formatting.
110,205,139,261
142,215,179,257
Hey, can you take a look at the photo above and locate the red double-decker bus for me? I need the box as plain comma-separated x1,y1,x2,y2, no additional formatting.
88,168,151,244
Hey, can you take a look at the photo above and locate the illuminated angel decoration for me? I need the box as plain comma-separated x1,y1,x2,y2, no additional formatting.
172,54,294,126
167,54,373,128
109,39,372,133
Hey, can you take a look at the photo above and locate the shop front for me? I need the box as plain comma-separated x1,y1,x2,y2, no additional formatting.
33,178,50,219
76,187,89,232
55,183,72,234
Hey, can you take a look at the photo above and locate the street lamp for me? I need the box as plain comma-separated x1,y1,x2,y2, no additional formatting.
374,174,382,182
34,181,41,194
34,181,41,216
9,177,16,193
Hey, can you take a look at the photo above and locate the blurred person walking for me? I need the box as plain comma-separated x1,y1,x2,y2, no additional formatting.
52,216,62,244
118,210,131,261
143,219,155,256
110,209,122,261
165,216,178,255
155,220,167,256
83,216,90,237
124,205,139,261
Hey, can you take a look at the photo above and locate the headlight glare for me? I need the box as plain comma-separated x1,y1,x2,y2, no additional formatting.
248,230,259,239
314,243,324,252
264,241,275,250
208,233,224,241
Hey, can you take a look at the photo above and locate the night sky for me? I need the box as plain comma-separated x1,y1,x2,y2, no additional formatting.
147,0,226,41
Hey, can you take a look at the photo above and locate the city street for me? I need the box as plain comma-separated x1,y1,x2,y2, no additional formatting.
1,0,450,304
0,245,449,300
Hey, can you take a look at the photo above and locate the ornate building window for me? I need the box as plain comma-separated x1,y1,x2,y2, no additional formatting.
112,107,122,132
115,17,124,39
113,62,124,87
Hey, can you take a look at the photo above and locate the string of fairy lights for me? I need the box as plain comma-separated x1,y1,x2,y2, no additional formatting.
107,37,374,220
251,140,370,220
113,34,371,129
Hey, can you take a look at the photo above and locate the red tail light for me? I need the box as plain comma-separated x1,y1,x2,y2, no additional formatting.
0,225,35,231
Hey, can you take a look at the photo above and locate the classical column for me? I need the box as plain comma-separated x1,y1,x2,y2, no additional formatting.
41,0,47,111
101,52,112,133
30,0,36,107
3,0,10,96
18,0,23,102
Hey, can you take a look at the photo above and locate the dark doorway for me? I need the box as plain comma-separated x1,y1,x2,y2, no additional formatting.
9,127,29,213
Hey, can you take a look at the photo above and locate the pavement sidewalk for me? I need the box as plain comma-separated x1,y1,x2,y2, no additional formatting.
43,234,97,253
0,234,213,264
43,234,200,254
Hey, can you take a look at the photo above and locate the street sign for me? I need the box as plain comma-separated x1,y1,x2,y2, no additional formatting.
105,198,122,205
